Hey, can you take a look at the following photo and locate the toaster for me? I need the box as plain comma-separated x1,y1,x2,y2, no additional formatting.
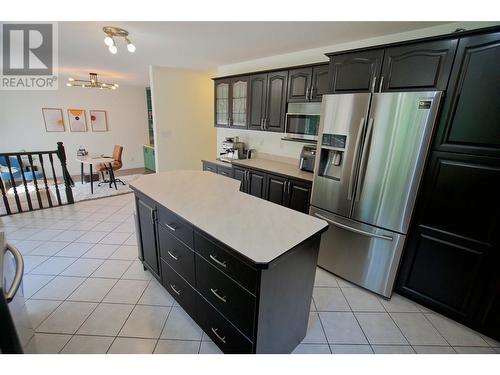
299,145,316,172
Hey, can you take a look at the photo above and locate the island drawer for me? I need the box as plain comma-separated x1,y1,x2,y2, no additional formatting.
161,259,196,317
195,254,256,339
157,206,194,248
197,294,253,354
158,223,195,285
194,232,258,294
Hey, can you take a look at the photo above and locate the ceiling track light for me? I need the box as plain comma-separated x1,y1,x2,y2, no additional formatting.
67,72,119,90
103,26,135,54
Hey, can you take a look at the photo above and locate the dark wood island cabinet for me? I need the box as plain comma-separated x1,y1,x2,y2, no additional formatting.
131,171,327,353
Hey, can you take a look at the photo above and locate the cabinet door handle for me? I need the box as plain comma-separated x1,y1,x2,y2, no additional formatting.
150,209,156,223
260,118,264,130
305,87,310,100
169,284,181,296
210,288,227,303
288,181,291,195
209,254,227,268
211,327,227,344
371,76,377,93
167,250,179,261
378,76,384,92
309,86,314,101
166,223,177,232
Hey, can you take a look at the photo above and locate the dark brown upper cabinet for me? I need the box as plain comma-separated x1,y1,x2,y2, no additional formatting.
214,76,249,129
287,68,312,102
310,64,330,101
248,74,268,130
287,64,329,102
433,32,500,157
380,39,458,92
264,71,288,132
214,78,231,127
248,71,288,132
329,50,384,93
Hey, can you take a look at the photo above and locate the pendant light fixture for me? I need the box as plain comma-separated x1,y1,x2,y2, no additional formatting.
67,73,119,90
102,26,135,54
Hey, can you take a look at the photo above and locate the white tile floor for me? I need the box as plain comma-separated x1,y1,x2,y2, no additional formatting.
2,192,499,354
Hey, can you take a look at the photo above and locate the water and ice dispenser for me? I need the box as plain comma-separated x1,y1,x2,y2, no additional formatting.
318,134,347,181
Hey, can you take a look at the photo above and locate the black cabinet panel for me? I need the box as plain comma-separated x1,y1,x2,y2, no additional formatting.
420,153,500,245
329,50,384,93
136,197,159,278
197,294,253,353
202,161,217,173
233,166,247,192
401,230,485,318
311,64,330,101
217,165,233,178
288,179,312,214
196,255,256,339
265,71,288,132
287,67,312,102
157,205,194,248
248,74,267,130
434,32,500,156
381,39,458,91
194,231,258,294
161,259,197,317
266,174,287,206
158,224,195,286
248,170,267,199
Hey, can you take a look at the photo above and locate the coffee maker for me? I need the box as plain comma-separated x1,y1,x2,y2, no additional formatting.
220,137,246,162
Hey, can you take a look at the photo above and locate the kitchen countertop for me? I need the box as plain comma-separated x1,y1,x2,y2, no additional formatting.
130,170,327,265
232,158,314,182
203,158,314,182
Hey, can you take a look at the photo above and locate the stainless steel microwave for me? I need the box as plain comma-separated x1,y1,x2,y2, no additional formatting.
285,103,321,141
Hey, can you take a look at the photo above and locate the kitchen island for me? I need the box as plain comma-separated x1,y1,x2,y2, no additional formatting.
130,170,327,353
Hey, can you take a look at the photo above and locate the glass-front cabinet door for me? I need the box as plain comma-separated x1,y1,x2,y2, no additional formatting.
215,79,230,127
230,78,249,128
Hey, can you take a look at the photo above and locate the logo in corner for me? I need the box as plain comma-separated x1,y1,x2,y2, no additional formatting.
1,22,58,90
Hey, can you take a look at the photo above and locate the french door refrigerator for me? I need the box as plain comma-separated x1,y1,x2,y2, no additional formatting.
310,91,442,297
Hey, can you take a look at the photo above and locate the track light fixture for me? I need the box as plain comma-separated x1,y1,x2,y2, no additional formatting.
102,26,135,54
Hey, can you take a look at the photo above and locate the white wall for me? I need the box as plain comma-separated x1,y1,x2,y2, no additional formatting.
216,21,500,161
149,66,215,172
0,84,148,175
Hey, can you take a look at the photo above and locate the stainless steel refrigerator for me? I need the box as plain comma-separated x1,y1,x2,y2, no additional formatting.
310,91,442,298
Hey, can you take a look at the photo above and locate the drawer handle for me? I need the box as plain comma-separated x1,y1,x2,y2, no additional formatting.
167,250,179,261
210,288,227,303
211,327,226,344
169,284,181,296
209,254,227,268
166,223,178,232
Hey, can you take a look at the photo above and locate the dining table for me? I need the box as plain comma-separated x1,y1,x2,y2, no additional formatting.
76,155,117,194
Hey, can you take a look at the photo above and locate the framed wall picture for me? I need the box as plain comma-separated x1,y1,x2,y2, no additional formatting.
90,110,108,132
42,108,65,132
68,109,87,132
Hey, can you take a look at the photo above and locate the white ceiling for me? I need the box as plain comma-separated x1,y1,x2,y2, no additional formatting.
58,22,452,86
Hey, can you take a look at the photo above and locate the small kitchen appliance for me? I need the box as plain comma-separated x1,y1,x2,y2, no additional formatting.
220,137,246,162
299,145,316,172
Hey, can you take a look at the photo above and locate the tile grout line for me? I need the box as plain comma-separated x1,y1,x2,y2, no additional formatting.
336,285,374,352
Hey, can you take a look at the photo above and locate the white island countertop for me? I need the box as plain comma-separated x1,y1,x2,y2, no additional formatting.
129,170,328,265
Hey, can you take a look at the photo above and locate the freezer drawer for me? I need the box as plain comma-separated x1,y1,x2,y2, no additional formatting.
310,206,405,297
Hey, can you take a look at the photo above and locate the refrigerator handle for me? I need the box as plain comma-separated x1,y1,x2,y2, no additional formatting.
347,117,366,201
314,213,393,241
355,117,374,203
1,243,24,303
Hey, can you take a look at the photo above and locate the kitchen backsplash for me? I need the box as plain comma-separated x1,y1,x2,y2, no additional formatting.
216,128,306,161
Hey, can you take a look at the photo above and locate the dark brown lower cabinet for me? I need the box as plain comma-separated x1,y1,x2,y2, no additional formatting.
397,152,500,339
133,191,325,353
135,194,160,279
266,173,312,214
246,169,267,199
